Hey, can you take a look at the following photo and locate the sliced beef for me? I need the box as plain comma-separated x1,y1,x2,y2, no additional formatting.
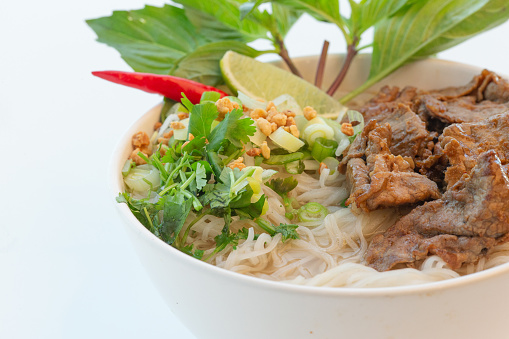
416,70,509,124
440,112,509,189
435,69,509,102
375,104,435,164
365,150,509,272
358,86,417,122
340,121,441,212
415,94,509,124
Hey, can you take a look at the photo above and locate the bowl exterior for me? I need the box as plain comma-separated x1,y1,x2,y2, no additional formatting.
111,56,509,339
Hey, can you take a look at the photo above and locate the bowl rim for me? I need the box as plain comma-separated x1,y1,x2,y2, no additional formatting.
109,56,509,297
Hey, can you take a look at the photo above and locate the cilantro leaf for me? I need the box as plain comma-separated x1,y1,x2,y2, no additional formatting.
180,244,204,259
188,101,218,139
265,177,298,197
194,162,208,191
116,193,158,233
157,192,193,244
274,223,299,242
234,195,266,219
180,93,194,112
207,108,256,151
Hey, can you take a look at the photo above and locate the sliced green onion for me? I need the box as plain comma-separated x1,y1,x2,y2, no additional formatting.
249,126,267,146
254,156,263,166
347,110,365,136
160,98,177,122
122,159,133,177
284,160,304,174
272,94,302,115
321,157,340,174
297,202,329,222
303,123,334,147
263,152,304,165
238,91,266,110
200,91,221,103
269,127,305,152
124,164,161,194
311,137,338,162
173,118,189,140
303,159,320,171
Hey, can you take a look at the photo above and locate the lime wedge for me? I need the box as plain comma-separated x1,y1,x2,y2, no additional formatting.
220,51,347,116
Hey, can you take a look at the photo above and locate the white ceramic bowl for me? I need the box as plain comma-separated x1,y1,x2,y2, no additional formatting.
111,55,509,339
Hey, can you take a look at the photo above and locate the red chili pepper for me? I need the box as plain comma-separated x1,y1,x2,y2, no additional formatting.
92,70,228,104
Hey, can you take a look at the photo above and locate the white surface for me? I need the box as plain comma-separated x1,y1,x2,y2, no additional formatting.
0,1,508,339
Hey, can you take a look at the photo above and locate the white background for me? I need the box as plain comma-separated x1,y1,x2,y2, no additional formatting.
1,1,508,338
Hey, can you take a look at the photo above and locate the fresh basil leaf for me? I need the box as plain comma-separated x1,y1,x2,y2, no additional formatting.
341,0,493,103
271,0,344,28
413,0,509,58
349,0,413,36
239,1,263,20
87,5,203,75
272,4,302,37
172,41,264,86
174,0,269,41
370,0,490,78
87,4,262,86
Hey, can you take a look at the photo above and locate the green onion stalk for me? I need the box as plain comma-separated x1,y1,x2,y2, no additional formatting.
297,202,329,222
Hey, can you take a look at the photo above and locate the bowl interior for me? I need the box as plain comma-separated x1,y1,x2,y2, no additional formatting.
110,54,509,296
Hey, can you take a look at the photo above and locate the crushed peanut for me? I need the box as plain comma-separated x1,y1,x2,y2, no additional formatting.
266,101,276,111
246,148,262,157
261,141,271,159
216,97,239,121
130,148,148,165
284,110,296,117
286,116,296,127
250,108,267,120
290,125,300,138
163,130,174,138
188,133,194,141
257,118,272,136
159,146,167,156
266,107,278,122
157,137,169,145
154,122,162,130
284,126,291,133
177,112,189,120
271,122,278,133
341,122,354,136
228,157,246,170
271,113,287,127
132,131,150,148
303,106,317,120
171,121,186,130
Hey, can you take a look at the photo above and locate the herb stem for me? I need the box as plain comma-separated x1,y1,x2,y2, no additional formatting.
275,35,302,78
177,209,209,248
315,40,329,88
326,36,359,96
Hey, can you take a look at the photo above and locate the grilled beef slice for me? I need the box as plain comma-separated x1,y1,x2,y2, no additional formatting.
340,121,441,212
440,112,509,189
365,150,509,272
416,70,509,124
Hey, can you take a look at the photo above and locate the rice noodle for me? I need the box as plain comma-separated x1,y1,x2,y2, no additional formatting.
181,169,509,288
